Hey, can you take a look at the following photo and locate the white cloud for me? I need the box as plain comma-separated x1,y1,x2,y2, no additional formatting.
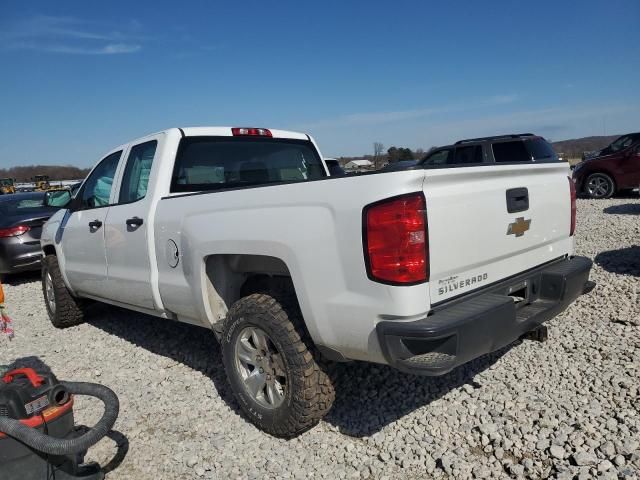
298,94,519,129
101,43,140,54
42,43,141,55
0,15,144,55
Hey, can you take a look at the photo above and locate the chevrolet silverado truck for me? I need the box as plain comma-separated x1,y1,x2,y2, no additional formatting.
40,128,593,437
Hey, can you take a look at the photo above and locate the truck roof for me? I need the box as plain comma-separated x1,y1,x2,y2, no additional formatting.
97,127,316,172
454,133,535,145
179,127,309,141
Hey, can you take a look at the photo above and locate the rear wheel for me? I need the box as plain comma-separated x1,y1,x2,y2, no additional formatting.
584,173,615,199
42,255,88,328
221,292,335,437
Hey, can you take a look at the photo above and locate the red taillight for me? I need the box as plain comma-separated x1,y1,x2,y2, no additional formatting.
231,127,272,137
364,193,428,285
569,176,576,236
0,225,30,238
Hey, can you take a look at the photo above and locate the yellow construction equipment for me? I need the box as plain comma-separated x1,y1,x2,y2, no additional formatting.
0,178,16,195
32,175,51,192
31,175,70,192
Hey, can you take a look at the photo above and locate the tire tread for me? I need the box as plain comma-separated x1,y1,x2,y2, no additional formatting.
42,255,87,328
221,285,335,438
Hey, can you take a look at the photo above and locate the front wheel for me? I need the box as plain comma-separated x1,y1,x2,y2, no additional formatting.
42,255,88,328
584,172,615,199
221,293,335,437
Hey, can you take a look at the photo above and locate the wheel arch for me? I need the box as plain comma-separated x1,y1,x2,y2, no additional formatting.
203,254,298,335
41,242,78,297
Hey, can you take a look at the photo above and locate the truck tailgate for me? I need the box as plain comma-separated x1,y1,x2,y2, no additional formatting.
424,162,573,304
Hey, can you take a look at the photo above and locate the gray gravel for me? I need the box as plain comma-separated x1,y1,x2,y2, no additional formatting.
1,197,639,479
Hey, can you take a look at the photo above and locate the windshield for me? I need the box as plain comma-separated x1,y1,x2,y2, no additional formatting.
606,134,637,153
171,137,326,193
0,179,13,186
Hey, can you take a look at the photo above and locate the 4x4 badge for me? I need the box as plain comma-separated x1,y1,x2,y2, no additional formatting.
507,217,531,237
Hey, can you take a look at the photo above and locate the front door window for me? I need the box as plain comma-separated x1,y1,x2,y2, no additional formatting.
81,151,122,209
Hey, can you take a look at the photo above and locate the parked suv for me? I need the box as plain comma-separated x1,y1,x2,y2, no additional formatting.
572,133,640,198
419,133,559,167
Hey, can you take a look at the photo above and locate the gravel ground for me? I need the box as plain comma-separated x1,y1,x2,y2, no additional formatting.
1,197,639,479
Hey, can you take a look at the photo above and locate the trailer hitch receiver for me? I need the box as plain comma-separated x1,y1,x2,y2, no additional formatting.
521,325,548,342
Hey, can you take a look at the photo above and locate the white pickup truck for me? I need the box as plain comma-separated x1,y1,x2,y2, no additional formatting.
40,128,593,437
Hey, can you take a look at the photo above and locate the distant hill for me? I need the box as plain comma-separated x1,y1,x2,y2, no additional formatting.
551,135,619,159
0,165,91,182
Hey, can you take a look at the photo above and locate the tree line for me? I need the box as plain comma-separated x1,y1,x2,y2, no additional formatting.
0,165,91,182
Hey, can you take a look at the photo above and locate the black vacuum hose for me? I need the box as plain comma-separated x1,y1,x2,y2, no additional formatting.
0,381,119,456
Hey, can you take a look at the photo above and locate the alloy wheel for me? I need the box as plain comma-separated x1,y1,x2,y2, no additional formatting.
586,175,612,198
45,271,56,314
234,326,287,409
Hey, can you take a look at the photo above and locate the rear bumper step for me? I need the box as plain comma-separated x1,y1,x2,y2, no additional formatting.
376,256,593,376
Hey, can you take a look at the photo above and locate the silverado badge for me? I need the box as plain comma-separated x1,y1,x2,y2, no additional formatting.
507,217,531,237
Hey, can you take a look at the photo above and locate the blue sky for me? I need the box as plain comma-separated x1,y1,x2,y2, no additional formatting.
0,0,638,166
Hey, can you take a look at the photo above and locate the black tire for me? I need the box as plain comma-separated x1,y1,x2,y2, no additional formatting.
221,291,335,437
41,255,88,328
583,172,615,199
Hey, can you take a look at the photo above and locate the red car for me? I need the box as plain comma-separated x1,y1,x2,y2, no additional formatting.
572,133,640,198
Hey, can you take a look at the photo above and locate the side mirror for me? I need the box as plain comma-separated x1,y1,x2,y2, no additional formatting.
45,190,72,208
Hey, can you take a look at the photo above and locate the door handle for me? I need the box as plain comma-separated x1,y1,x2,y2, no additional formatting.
506,187,529,213
126,217,144,228
88,219,102,229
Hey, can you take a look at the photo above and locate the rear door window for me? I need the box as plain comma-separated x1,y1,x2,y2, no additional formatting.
171,137,326,193
492,141,531,163
119,141,157,203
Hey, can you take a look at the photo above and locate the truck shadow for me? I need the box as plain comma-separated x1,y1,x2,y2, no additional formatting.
86,306,513,437
325,348,512,437
603,203,640,215
86,306,244,419
594,246,640,277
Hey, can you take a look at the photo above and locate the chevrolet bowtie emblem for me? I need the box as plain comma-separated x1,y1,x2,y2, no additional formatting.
507,217,531,237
